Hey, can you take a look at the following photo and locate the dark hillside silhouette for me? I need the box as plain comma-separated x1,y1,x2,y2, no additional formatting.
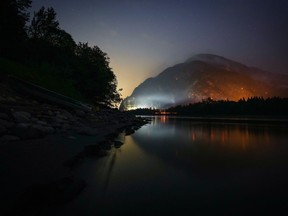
0,1,121,107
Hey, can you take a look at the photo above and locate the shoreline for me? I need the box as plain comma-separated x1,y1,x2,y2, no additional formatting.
1,119,149,216
0,104,149,215
0,78,150,215
136,114,288,125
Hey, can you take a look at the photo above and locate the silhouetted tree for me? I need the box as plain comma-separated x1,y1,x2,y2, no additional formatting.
1,2,122,107
29,6,76,52
75,42,121,107
0,0,31,58
27,6,77,79
29,6,59,40
166,97,288,116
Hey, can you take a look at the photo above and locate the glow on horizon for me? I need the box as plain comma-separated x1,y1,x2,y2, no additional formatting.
108,51,166,99
31,0,288,99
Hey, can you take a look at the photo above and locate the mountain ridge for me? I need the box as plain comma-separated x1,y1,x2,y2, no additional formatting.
120,54,288,110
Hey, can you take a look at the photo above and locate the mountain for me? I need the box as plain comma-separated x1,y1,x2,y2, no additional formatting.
120,54,288,110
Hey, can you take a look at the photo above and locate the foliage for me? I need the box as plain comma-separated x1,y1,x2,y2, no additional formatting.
0,1,122,108
127,108,159,116
28,6,76,52
74,43,121,106
128,97,288,116
0,58,85,100
0,0,32,58
167,97,288,116
29,6,59,39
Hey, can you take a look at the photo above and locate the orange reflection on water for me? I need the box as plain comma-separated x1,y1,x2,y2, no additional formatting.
210,131,214,142
191,132,196,142
188,124,274,151
160,116,167,123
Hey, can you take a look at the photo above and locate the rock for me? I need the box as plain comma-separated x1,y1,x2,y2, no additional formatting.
12,111,31,123
7,97,16,102
47,110,54,116
99,140,113,150
51,122,62,128
0,119,14,128
30,117,39,123
125,128,135,136
74,109,86,117
55,114,68,120
75,126,98,136
61,124,71,131
0,135,20,142
31,125,55,134
36,120,47,125
0,112,9,120
61,110,74,120
111,120,119,125
63,153,85,167
114,140,124,148
84,144,107,157
52,117,69,124
17,123,31,127
0,125,7,134
11,124,43,139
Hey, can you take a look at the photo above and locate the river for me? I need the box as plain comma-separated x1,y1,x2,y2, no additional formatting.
50,116,288,215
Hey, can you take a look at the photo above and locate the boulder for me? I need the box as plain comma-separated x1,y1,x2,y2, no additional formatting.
31,125,55,134
74,109,86,117
84,144,107,157
0,135,20,142
125,128,135,136
11,124,43,139
0,112,9,120
114,140,124,148
99,140,113,150
36,120,48,126
75,126,98,136
0,125,7,134
12,111,31,123
0,119,15,128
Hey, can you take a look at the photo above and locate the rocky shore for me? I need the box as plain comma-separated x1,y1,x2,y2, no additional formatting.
0,83,149,215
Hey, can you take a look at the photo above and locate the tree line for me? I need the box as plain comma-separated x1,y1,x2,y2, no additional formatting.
0,0,121,107
127,97,288,116
167,97,288,116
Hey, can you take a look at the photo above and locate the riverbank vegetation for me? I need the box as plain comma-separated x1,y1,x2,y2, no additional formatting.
0,0,121,107
128,97,288,116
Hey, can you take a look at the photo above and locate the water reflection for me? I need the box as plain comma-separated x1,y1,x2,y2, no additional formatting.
102,148,118,193
52,117,288,215
135,116,286,150
132,117,288,179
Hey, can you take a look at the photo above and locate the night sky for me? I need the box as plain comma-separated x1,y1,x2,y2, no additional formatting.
31,0,288,98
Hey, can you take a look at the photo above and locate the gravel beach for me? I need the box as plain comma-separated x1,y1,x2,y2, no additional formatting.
0,82,148,215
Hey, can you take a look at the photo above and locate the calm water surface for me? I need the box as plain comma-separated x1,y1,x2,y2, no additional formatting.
55,117,288,215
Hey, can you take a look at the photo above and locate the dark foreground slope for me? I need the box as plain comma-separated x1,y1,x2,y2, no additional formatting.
0,79,148,216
